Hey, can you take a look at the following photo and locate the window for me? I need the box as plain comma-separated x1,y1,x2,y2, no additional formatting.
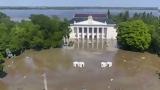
94,28,97,33
99,28,102,33
89,28,92,33
74,27,77,33
104,28,107,33
85,35,87,39
94,35,97,39
84,27,87,33
79,27,82,33
89,35,92,39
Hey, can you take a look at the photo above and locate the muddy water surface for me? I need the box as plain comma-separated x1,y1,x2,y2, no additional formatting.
1,48,160,90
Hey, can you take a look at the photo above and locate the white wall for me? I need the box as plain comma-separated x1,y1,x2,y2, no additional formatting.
107,27,117,39
69,25,117,40
70,26,76,39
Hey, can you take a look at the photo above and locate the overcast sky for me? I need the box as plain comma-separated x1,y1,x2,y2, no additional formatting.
0,0,159,7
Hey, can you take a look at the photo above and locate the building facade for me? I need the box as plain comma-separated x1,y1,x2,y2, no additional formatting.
69,14,117,40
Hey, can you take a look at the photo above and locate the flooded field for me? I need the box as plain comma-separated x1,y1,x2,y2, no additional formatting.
1,46,160,90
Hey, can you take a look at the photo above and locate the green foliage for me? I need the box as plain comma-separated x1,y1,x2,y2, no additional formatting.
9,21,44,53
110,10,160,54
0,12,70,55
132,12,159,27
107,9,111,18
111,11,130,23
0,53,4,64
152,24,160,55
117,20,151,51
30,14,71,48
111,11,159,28
0,12,14,55
0,53,6,78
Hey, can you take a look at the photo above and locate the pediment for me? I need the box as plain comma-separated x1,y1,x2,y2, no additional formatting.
73,16,107,25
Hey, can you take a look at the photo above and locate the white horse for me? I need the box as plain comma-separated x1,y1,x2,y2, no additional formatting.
73,61,85,68
101,62,112,68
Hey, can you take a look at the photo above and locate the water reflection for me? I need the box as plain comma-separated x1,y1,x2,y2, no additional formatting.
74,39,117,49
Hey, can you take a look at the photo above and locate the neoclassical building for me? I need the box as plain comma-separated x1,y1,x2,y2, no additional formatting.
69,14,117,40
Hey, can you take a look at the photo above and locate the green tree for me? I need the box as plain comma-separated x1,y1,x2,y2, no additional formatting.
0,12,15,55
124,11,129,21
107,9,111,18
9,21,43,54
152,24,160,55
0,52,6,78
30,14,70,48
0,53,4,64
30,14,54,48
0,12,15,29
117,20,151,51
0,23,11,55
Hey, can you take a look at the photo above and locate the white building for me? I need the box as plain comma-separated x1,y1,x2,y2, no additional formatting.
69,14,117,40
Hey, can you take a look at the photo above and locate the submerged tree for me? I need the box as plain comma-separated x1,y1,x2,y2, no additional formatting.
152,24,160,55
117,20,151,51
30,14,70,48
9,21,44,54
0,52,6,78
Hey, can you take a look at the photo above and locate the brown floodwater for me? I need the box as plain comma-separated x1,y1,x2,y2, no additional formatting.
1,40,160,90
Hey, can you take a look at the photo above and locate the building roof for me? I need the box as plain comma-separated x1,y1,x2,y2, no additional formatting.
70,13,115,24
73,16,107,25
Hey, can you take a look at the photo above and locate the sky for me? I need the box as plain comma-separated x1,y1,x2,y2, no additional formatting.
0,0,159,7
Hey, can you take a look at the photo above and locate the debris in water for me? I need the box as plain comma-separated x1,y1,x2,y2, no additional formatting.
82,88,86,90
23,76,27,79
7,65,11,67
156,71,160,79
141,56,146,60
110,78,114,82
123,59,127,62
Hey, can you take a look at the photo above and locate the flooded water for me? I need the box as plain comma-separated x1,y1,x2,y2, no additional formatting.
1,45,160,90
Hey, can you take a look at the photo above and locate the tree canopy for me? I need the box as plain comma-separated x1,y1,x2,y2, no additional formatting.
152,24,160,55
0,12,71,55
117,20,151,51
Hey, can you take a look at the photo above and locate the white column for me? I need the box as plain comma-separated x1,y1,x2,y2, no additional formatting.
87,27,89,39
97,27,99,39
102,27,104,39
92,27,94,40
102,39,104,49
97,39,99,48
82,27,84,39
77,27,79,39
